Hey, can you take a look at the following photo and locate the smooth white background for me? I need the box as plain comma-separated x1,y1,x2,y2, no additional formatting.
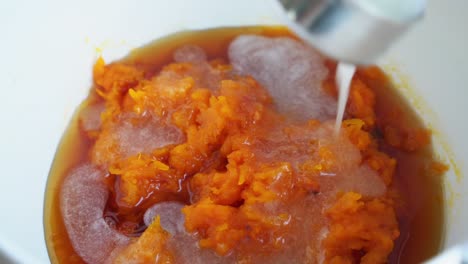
0,0,466,263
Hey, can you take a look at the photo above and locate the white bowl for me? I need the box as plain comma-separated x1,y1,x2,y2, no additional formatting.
0,0,466,263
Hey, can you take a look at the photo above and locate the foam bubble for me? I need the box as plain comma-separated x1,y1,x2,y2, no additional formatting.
80,102,105,132
60,164,130,264
315,123,387,198
336,165,387,197
169,235,228,264
174,45,208,63
143,201,185,235
228,35,336,121
144,201,228,263
115,114,185,159
171,45,224,91
92,112,185,166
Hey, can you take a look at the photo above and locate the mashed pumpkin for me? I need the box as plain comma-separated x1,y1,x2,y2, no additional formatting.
47,30,444,264
74,47,408,263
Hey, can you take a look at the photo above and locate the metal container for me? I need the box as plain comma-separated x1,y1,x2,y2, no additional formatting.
278,0,426,64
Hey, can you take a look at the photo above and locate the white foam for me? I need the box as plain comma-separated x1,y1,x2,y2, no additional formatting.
314,123,362,170
174,45,207,63
144,201,227,263
60,164,130,264
315,123,387,197
228,35,336,121
169,234,228,264
171,45,223,91
92,112,185,166
115,114,185,159
80,102,105,132
338,165,387,197
143,201,185,235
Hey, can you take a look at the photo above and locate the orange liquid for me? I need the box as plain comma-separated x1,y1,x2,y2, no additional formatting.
43,26,444,264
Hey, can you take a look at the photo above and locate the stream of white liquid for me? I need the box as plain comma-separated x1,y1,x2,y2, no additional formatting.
334,62,356,135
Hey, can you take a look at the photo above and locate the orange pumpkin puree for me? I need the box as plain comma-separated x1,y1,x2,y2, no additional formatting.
87,55,404,263
44,27,446,264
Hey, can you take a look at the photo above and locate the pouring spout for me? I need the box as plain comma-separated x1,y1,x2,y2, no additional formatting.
277,0,426,64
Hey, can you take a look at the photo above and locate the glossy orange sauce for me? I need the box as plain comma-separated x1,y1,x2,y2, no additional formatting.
44,26,444,264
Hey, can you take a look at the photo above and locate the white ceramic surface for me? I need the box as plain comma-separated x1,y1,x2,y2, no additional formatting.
0,0,466,263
